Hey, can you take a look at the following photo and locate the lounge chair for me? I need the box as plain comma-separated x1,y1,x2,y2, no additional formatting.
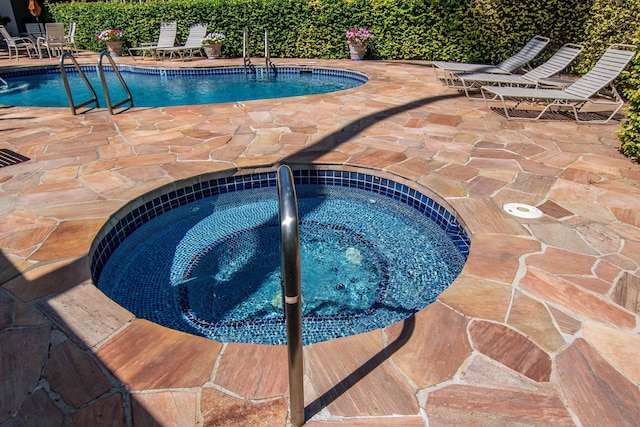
65,22,78,54
0,25,37,60
454,43,584,98
432,35,551,86
480,44,637,124
128,20,177,60
37,23,68,58
155,23,206,61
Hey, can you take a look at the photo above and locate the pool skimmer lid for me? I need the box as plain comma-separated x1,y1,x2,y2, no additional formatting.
503,203,543,219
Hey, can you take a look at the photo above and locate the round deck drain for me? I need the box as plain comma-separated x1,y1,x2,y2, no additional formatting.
503,203,543,219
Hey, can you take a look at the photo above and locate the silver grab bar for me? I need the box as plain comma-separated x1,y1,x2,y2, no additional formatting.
265,29,275,76
97,51,133,114
276,164,305,426
243,28,254,75
59,52,99,115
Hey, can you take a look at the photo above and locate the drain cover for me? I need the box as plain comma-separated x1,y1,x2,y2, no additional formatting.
0,149,30,168
503,203,543,219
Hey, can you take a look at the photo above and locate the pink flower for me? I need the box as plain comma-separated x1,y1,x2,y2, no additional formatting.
345,28,375,45
97,29,123,42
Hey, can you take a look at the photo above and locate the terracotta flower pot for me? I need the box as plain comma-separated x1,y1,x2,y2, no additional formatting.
203,43,222,59
105,41,123,57
348,42,366,60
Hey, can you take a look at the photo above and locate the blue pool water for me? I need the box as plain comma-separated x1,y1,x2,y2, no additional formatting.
0,66,366,108
94,171,469,345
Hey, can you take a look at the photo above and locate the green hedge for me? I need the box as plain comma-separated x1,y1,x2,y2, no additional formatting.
47,0,596,61
48,0,640,160
619,25,640,161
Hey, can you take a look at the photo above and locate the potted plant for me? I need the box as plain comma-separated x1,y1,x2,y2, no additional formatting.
97,29,124,56
202,32,225,59
345,27,374,60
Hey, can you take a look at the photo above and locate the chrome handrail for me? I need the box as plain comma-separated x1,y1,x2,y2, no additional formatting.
265,29,275,76
243,28,254,75
59,52,99,115
277,164,305,427
97,51,133,115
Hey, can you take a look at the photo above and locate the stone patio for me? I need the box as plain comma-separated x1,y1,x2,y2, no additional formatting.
1,51,639,426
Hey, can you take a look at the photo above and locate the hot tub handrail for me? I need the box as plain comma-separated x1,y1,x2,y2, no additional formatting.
277,164,305,427
59,52,99,115
97,51,133,115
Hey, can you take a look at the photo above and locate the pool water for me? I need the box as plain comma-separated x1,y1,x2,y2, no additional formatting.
97,182,468,345
0,67,365,108
183,220,385,321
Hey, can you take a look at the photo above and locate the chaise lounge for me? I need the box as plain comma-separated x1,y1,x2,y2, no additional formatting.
128,20,177,60
431,35,551,86
480,44,637,124
155,23,207,61
454,43,584,98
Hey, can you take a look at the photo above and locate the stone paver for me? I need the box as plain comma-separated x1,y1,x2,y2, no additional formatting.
305,329,419,417
557,339,640,426
3,389,65,427
387,302,471,388
200,388,288,427
0,326,51,423
44,339,112,409
69,393,126,427
425,385,575,426
469,320,552,382
95,319,221,390
131,391,198,427
214,343,289,399
0,53,639,425
507,292,565,352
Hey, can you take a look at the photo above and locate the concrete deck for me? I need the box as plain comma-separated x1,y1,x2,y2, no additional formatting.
1,51,639,426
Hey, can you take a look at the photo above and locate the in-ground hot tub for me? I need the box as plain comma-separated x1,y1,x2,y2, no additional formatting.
91,168,469,345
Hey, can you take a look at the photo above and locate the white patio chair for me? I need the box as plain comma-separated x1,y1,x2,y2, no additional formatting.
128,20,177,60
432,35,551,86
480,44,637,124
0,25,37,60
156,23,207,61
37,23,68,59
65,22,78,54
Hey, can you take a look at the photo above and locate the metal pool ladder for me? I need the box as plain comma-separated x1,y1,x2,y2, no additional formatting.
277,165,305,426
242,28,276,76
59,51,133,115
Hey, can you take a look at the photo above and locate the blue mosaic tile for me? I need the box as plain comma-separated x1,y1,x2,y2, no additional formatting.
92,169,470,295
1,65,368,86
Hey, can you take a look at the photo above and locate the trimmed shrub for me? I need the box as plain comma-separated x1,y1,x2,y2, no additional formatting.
619,26,640,161
47,0,593,61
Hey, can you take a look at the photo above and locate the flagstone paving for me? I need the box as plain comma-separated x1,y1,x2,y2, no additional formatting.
1,51,639,426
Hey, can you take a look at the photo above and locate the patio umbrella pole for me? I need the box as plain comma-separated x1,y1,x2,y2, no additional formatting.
28,0,43,32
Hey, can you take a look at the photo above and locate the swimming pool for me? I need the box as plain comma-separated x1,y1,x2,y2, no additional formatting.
0,66,367,108
92,168,469,345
